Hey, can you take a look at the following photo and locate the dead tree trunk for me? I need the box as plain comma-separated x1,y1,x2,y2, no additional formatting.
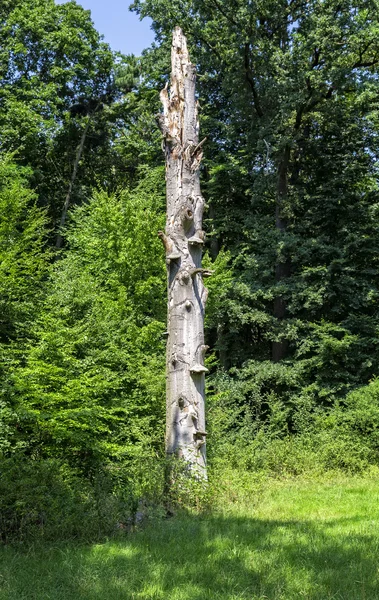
158,27,208,477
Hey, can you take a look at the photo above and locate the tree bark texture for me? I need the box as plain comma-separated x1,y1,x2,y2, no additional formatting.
159,27,208,476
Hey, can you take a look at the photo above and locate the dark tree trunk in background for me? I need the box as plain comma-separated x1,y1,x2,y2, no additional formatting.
55,119,90,249
272,145,291,362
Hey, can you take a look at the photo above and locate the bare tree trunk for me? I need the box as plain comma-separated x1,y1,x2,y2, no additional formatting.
158,27,208,477
55,119,90,249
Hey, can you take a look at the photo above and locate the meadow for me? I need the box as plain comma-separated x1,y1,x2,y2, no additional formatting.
1,473,379,600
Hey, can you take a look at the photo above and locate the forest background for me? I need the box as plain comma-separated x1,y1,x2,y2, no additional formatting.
1,0,379,541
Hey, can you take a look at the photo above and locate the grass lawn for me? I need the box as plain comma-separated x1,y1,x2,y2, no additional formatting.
1,474,379,599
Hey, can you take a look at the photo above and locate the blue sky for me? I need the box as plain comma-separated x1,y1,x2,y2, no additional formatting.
55,0,155,55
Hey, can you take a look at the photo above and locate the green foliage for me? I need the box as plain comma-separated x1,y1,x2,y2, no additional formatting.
0,156,48,344
0,156,49,456
0,168,168,541
10,168,166,471
0,0,151,233
2,0,379,542
134,0,379,398
207,373,379,476
0,454,166,542
0,457,96,541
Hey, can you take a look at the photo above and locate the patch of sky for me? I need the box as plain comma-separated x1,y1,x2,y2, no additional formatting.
55,0,155,56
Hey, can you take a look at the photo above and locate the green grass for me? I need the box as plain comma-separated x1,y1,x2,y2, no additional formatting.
1,474,379,599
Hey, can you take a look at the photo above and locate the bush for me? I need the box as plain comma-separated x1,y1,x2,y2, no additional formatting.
0,454,166,542
207,374,379,477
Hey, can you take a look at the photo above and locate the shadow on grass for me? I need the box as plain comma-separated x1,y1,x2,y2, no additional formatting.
1,512,379,599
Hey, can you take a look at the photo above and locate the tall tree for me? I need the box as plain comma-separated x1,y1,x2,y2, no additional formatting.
158,28,208,475
132,0,379,425
0,0,117,239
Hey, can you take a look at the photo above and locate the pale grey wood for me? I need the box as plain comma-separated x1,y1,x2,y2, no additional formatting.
158,27,208,477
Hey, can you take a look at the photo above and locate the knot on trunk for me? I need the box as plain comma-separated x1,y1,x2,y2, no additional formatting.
170,351,186,369
184,138,206,172
200,344,209,361
177,396,199,428
194,430,207,449
158,230,172,252
158,230,181,261
177,394,188,409
189,267,213,279
178,269,191,285
180,203,194,231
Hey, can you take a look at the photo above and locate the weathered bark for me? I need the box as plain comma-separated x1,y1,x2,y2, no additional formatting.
158,27,208,476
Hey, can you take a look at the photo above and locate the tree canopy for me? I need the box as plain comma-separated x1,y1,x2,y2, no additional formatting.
1,0,379,539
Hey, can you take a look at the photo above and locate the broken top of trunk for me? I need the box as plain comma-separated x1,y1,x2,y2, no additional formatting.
158,27,207,479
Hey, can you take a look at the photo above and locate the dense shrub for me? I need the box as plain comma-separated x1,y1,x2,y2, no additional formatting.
207,375,379,476
0,454,165,542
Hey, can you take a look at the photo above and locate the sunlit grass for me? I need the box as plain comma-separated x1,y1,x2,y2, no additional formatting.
1,474,379,599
